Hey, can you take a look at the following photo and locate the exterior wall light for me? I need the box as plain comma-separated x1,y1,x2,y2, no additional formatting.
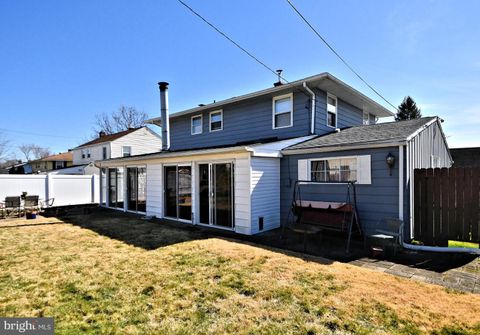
386,153,395,176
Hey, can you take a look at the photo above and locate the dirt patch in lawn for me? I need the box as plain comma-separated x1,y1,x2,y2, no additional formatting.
0,215,479,334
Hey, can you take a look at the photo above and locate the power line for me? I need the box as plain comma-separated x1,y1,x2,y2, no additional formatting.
285,0,398,111
0,127,82,140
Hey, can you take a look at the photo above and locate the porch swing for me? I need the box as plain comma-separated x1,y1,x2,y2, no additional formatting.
285,180,362,253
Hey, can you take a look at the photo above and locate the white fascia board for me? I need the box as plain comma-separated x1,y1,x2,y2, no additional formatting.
95,146,249,167
282,141,405,155
246,136,316,157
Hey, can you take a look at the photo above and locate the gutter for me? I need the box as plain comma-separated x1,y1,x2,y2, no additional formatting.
303,82,315,135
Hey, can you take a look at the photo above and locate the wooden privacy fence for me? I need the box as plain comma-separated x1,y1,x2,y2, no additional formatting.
414,167,479,246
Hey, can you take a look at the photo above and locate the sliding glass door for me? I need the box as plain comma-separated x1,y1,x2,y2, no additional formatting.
108,168,124,209
198,163,234,228
127,167,147,213
164,165,192,221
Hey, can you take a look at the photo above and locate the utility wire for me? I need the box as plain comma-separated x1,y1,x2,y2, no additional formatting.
285,0,398,111
175,0,291,84
0,127,82,140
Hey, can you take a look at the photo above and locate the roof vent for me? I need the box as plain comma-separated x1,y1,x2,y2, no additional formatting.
335,128,341,132
273,69,283,87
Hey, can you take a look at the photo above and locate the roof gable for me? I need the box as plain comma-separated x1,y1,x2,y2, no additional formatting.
74,128,141,149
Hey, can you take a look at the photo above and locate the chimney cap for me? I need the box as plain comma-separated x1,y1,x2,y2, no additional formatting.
158,82,169,90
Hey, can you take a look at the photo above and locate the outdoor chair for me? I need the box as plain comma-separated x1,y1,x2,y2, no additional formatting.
24,195,40,213
367,218,404,256
1,196,22,218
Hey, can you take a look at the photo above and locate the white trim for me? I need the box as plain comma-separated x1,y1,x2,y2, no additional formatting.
399,145,404,221
209,110,223,132
405,117,438,141
272,93,293,129
191,114,203,135
326,92,337,128
303,82,315,134
282,142,403,155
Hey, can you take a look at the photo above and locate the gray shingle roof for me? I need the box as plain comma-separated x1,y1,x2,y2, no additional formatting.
284,117,437,151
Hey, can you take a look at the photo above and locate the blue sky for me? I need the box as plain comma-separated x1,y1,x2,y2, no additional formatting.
1,0,479,159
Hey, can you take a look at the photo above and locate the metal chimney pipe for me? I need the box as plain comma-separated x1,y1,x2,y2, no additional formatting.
158,81,170,150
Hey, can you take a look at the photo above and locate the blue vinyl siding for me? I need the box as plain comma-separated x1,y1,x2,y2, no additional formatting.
169,91,311,150
314,88,363,133
280,147,400,234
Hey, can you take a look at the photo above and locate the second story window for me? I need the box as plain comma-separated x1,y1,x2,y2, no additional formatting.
81,149,85,159
122,146,131,157
327,93,337,128
273,93,293,129
363,111,370,125
210,110,223,132
102,147,107,160
191,115,203,135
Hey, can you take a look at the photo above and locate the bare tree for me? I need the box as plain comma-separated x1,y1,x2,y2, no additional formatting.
0,133,9,163
19,144,51,161
94,105,148,135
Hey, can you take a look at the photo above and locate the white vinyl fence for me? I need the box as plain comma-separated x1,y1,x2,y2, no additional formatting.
0,174,100,207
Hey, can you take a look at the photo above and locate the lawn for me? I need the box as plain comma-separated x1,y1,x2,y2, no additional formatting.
0,214,479,335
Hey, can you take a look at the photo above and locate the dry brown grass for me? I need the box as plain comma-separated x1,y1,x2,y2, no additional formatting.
0,215,479,335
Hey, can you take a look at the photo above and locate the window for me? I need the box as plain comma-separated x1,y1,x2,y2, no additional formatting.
311,158,357,182
81,149,85,159
102,147,107,160
55,161,65,169
191,115,203,135
327,93,337,128
210,110,223,132
273,94,293,129
122,146,131,157
86,149,91,158
363,111,370,125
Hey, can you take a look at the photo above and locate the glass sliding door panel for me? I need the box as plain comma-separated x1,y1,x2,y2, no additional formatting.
137,168,147,213
178,166,192,221
164,166,177,218
108,168,117,207
199,164,209,224
213,163,233,228
127,168,137,211
101,168,106,205
116,168,124,209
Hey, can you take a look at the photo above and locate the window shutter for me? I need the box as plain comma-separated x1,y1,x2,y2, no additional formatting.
298,159,309,181
356,155,371,184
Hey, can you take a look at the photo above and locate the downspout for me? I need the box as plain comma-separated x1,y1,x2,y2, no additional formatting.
303,82,315,135
400,142,480,255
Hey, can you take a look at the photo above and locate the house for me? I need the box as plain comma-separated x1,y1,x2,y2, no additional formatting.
0,161,32,174
450,147,480,167
71,127,162,174
29,152,73,173
95,72,452,239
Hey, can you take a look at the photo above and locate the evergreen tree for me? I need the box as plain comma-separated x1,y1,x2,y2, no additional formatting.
395,96,422,121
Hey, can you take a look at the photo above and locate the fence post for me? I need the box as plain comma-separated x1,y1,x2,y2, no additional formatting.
46,174,53,203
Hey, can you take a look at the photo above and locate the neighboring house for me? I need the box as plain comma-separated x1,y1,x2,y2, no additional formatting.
41,162,98,175
71,127,163,171
29,152,73,173
450,147,480,167
96,72,452,239
0,162,32,174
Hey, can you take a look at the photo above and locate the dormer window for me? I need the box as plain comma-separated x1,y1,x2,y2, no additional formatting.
191,115,203,135
327,93,337,128
122,146,131,157
273,93,293,129
210,110,223,132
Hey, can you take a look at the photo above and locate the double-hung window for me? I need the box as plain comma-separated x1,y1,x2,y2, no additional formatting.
191,115,203,135
81,149,86,159
327,93,337,128
210,110,223,132
273,93,293,129
310,158,357,183
363,111,370,125
102,147,108,160
122,146,131,157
